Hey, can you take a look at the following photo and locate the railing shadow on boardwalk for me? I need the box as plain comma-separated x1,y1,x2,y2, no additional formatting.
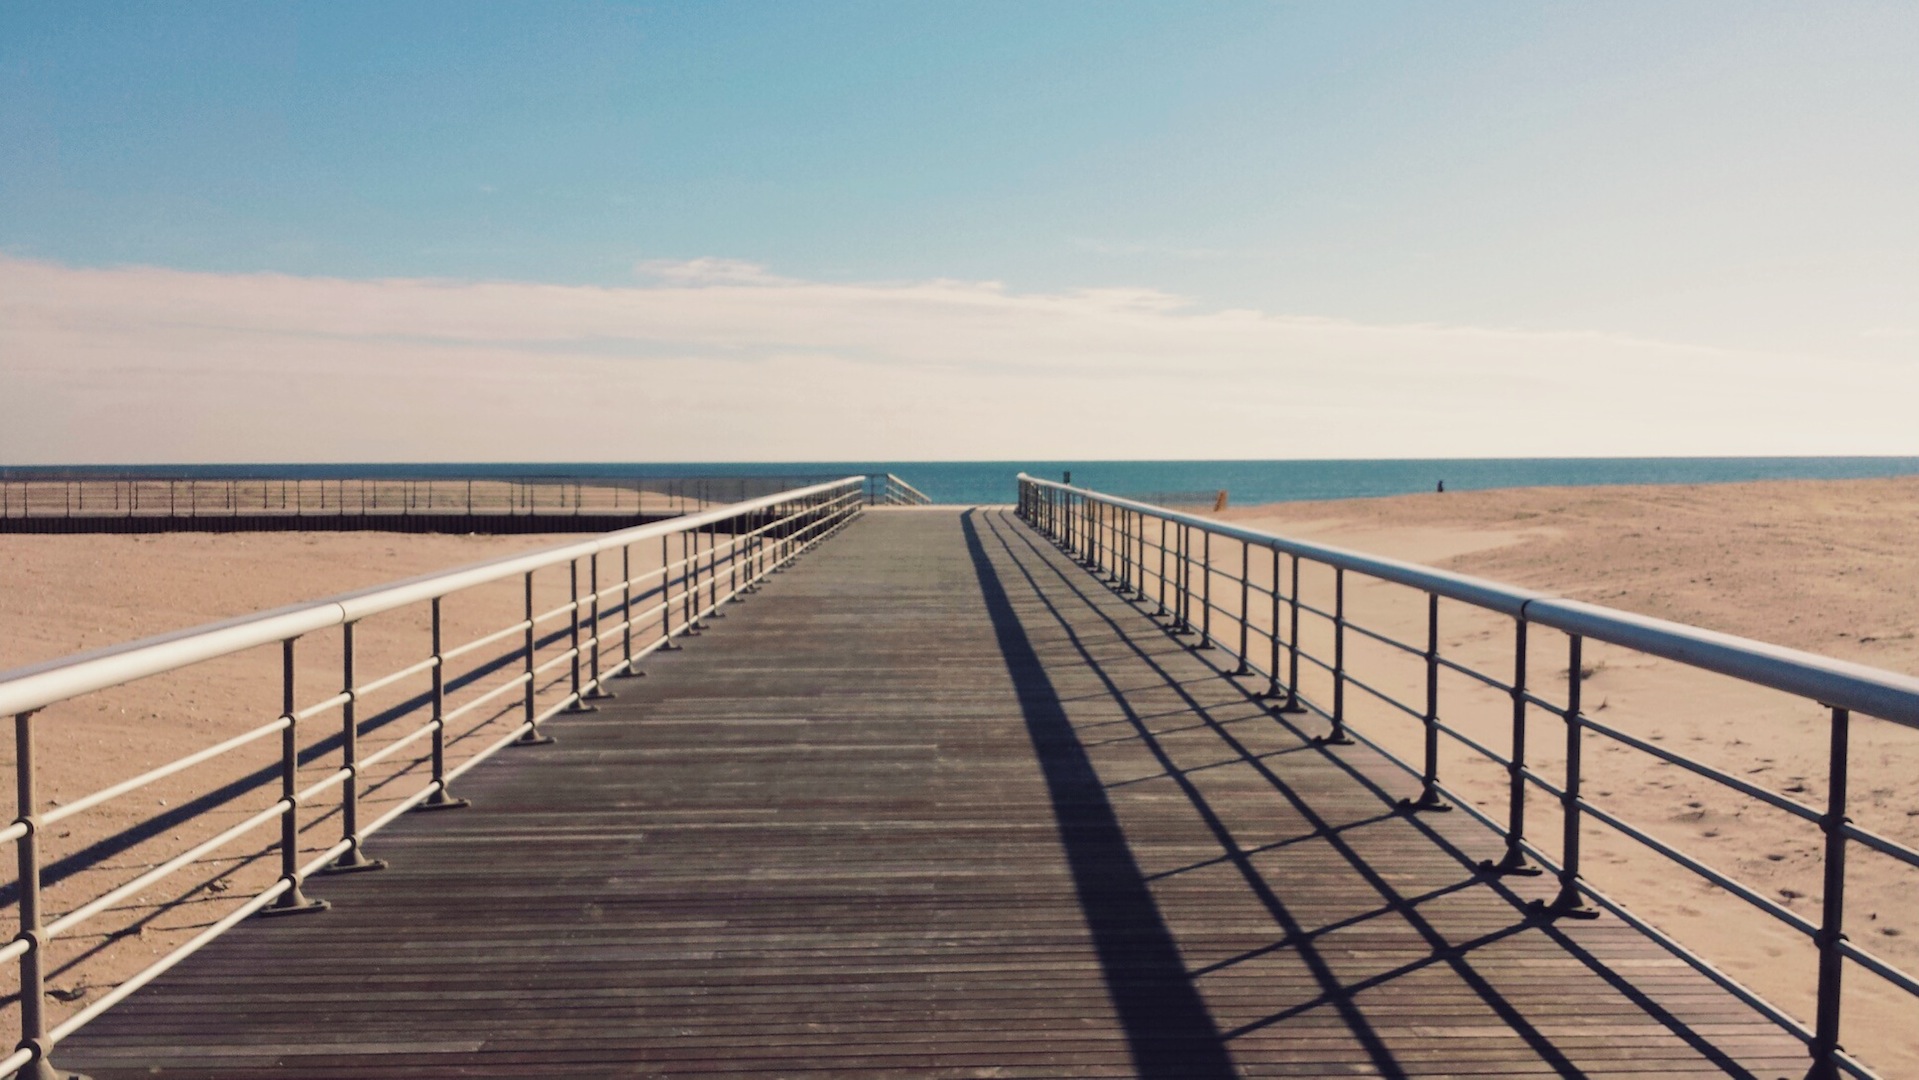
966,509,1764,1080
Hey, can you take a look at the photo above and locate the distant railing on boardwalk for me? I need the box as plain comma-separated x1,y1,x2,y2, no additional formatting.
0,478,869,1079
868,473,933,506
1019,474,1919,1080
0,474,841,527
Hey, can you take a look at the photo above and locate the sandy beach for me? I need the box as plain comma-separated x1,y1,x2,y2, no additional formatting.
3,477,1917,1071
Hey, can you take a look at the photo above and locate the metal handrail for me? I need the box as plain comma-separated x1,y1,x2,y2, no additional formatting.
0,476,870,1079
1018,473,1919,1080
864,473,932,506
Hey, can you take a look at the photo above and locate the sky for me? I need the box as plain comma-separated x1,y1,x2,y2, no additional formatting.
2,1,1915,463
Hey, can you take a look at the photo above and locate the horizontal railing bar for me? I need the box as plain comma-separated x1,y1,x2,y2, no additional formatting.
354,655,440,699
1342,620,1426,659
47,875,294,1046
354,720,439,773
1839,939,1919,999
1339,672,1426,723
441,619,535,664
1841,821,1919,872
295,767,352,804
1435,655,1515,694
293,691,351,723
40,717,291,828
532,649,578,679
1578,714,1823,824
440,673,534,725
45,799,286,938
1433,718,1514,769
0,477,866,717
1575,798,1819,937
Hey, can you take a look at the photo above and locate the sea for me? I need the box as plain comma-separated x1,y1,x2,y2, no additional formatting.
6,458,1919,506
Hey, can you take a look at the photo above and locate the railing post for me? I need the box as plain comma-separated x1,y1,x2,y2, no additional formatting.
1807,705,1852,1079
264,640,333,908
621,544,638,670
517,570,555,745
322,622,385,874
1233,539,1251,674
1265,545,1282,698
1485,617,1539,875
419,600,470,811
660,535,680,649
583,554,614,700
1402,594,1451,812
1317,567,1354,744
13,710,76,1080
1197,529,1214,649
1282,555,1305,713
1544,634,1596,910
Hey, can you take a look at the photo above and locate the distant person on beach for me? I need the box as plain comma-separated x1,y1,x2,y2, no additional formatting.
1437,480,1445,493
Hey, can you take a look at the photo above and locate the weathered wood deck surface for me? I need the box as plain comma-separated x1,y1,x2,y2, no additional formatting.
58,509,1806,1078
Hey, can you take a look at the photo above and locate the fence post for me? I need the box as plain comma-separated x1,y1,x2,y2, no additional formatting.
419,599,470,812
1317,567,1354,744
1807,705,1852,1079
13,710,80,1080
1544,634,1597,910
517,570,556,745
1402,594,1451,812
263,640,332,910
1265,546,1282,698
322,622,385,874
1485,617,1539,875
1234,539,1251,674
1155,518,1169,618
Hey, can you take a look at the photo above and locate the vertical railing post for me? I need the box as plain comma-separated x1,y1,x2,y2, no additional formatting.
621,545,636,671
1485,617,1538,874
1155,517,1168,617
418,600,469,811
1318,567,1354,744
660,535,679,649
14,709,72,1080
1402,594,1451,812
517,570,555,745
1282,555,1304,713
1197,529,1213,649
1233,539,1251,674
1265,545,1282,698
265,639,333,908
1546,634,1596,911
323,622,384,874
1807,706,1852,1079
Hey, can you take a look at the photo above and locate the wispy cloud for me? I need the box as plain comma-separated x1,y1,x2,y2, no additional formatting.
1,255,1910,463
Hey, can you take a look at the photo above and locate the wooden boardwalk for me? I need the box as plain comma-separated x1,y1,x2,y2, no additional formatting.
57,509,1806,1078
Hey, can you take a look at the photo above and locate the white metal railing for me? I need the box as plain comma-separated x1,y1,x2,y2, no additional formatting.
1018,473,1919,1080
867,473,932,506
0,477,868,1078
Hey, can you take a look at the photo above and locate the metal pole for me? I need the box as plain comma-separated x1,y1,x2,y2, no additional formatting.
1234,539,1251,674
1319,568,1353,744
583,554,612,700
323,622,383,874
1403,594,1450,812
1266,546,1282,698
420,600,468,810
14,710,71,1080
622,545,635,670
566,560,587,709
1487,618,1537,874
1156,517,1168,617
660,534,679,649
1807,706,1852,1079
1548,634,1595,910
517,571,554,745
1283,555,1303,713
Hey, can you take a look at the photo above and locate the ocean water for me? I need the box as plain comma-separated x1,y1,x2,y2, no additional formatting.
7,457,1919,506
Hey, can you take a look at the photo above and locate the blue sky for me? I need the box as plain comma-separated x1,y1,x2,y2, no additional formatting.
2,2,1915,461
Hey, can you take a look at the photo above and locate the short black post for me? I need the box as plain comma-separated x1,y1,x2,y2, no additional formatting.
1545,634,1596,912
1806,706,1852,1079
1264,545,1282,698
1484,617,1538,875
1401,593,1451,812
516,571,556,745
418,598,470,810
1155,517,1169,617
322,622,385,874
1316,567,1353,744
1233,539,1251,674
265,639,332,909
1281,555,1304,713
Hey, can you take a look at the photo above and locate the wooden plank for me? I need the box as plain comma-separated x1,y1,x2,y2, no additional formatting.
54,509,1808,1077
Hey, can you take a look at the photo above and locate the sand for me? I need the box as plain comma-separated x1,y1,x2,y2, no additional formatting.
2,477,1917,1072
